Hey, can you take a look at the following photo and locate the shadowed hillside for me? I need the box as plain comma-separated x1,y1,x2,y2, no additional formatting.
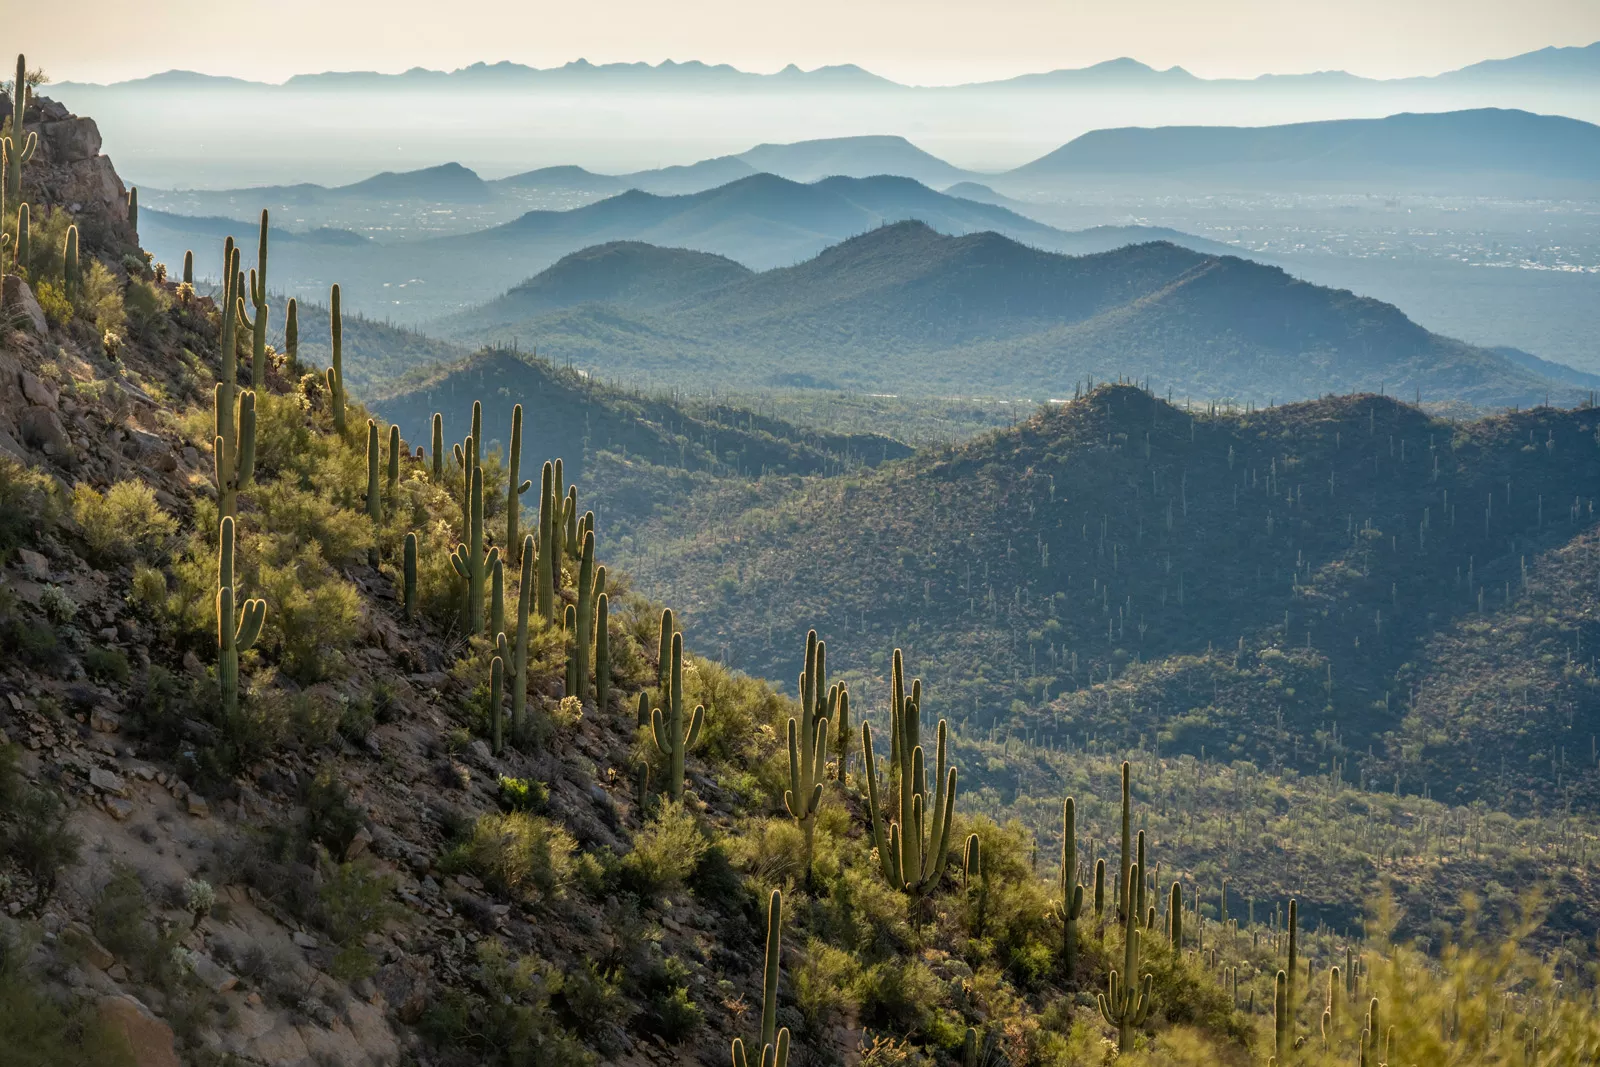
622,384,1600,811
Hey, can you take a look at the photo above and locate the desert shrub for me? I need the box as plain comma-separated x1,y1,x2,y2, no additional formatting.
0,594,63,670
70,480,177,565
318,859,397,980
856,957,943,1034
32,279,73,327
0,746,80,916
254,539,361,683
38,584,76,624
621,799,706,899
80,260,125,336
449,811,577,903
557,958,631,1043
253,479,371,566
420,940,595,1067
91,865,179,987
304,766,367,857
0,456,59,558
795,937,861,1030
123,276,169,332
18,206,74,283
638,953,702,1043
129,563,167,611
84,646,131,685
685,654,786,764
0,926,136,1066
498,776,548,813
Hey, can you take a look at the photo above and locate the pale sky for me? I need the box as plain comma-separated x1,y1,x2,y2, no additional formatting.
21,0,1600,86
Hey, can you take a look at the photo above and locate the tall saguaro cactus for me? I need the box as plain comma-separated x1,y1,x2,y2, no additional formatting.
1118,761,1132,923
234,211,269,381
574,530,597,700
216,516,266,721
861,656,957,898
2,55,38,211
14,202,28,277
182,250,193,285
1167,883,1183,949
594,592,611,713
284,297,298,362
365,420,382,567
402,532,418,621
785,630,834,878
449,464,497,635
1098,861,1153,1052
536,461,557,621
731,889,789,1067
1058,797,1086,979
430,413,444,482
506,404,532,565
327,284,346,434
1275,971,1292,1063
651,632,704,801
510,534,534,739
62,224,79,302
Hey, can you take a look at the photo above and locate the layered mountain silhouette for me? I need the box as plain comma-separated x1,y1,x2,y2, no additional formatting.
138,173,1240,319
1004,108,1600,188
436,221,1568,406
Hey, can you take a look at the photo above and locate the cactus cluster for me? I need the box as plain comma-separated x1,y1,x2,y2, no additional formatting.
862,650,957,897
785,630,840,876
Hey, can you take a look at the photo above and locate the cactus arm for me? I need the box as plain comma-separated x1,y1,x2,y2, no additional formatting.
651,707,669,754
449,545,470,579
685,704,704,750
860,724,898,886
783,719,802,817
236,392,255,488
237,597,266,650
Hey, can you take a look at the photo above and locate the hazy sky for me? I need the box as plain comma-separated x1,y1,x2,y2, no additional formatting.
22,0,1600,85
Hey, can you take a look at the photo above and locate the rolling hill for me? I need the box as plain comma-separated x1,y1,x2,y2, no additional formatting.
1002,108,1600,189
367,347,911,532
140,173,1238,322
616,383,1600,812
436,221,1567,407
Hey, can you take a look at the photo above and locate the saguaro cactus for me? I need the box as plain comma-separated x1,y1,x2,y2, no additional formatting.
1167,883,1183,949
595,592,611,713
731,889,789,1067
448,464,496,635
234,211,269,379
1286,899,1299,1048
63,224,80,302
126,187,138,237
833,687,851,780
785,631,834,877
1098,861,1153,1052
1094,859,1106,921
403,532,418,621
1058,797,1086,978
501,534,531,739
216,516,266,721
1275,971,1292,1062
430,414,444,482
489,654,505,754
14,202,28,277
563,604,579,697
214,384,256,522
181,250,193,285
536,461,557,621
574,531,597,700
1118,761,1132,922
284,296,298,361
365,420,382,566
2,55,38,210
489,554,506,641
327,284,346,434
861,658,957,897
506,404,532,565
651,632,704,801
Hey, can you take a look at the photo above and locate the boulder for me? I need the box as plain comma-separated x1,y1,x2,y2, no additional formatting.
15,547,50,581
19,369,58,409
96,995,181,1067
18,407,70,456
39,116,102,163
2,276,48,335
89,767,129,796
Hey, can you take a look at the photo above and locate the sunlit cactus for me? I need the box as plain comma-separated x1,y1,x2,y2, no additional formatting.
215,516,266,722
651,631,704,801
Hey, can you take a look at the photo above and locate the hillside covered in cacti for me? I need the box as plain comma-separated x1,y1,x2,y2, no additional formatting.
6,55,1600,1067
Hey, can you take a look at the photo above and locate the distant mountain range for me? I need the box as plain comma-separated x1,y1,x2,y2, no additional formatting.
57,41,1600,94
1005,108,1600,187
136,172,1245,319
434,221,1573,407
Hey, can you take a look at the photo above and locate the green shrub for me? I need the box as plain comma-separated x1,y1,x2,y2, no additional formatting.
253,480,372,567
123,277,169,332
795,937,860,1030
420,940,596,1067
857,958,942,1034
80,260,125,336
129,564,167,611
304,766,367,857
38,584,76,624
84,647,131,685
70,481,177,565
318,859,397,980
0,456,59,559
254,539,361,683
449,811,577,903
498,776,549,813
91,865,179,987
621,799,706,899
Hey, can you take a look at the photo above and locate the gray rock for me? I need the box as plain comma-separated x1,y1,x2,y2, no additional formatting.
19,369,59,409
189,953,238,993
89,767,129,796
2,276,48,335
90,708,122,733
18,407,70,456
40,118,101,162
15,547,50,581
104,797,135,820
